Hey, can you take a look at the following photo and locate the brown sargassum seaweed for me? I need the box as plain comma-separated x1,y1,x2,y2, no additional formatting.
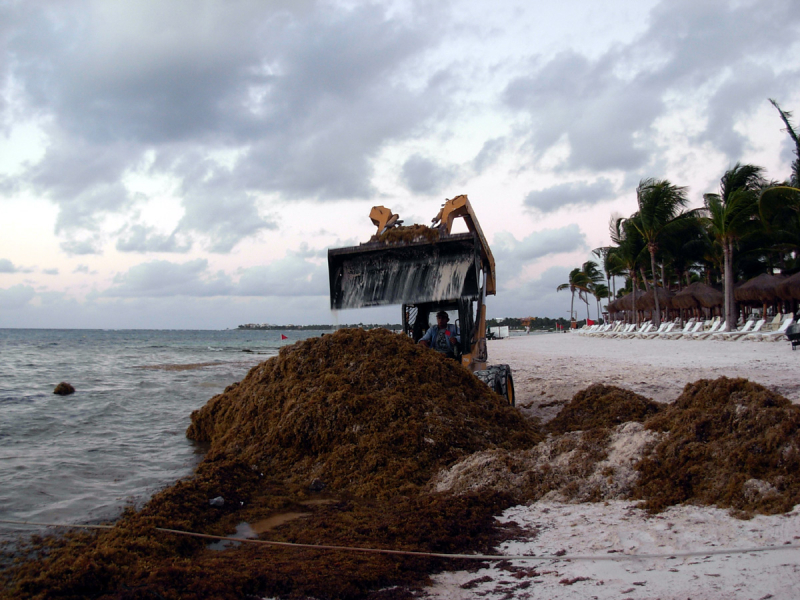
4,335,800,599
633,376,800,515
1,329,539,600
372,224,441,244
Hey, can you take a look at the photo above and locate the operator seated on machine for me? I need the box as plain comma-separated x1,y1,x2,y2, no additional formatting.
418,310,460,358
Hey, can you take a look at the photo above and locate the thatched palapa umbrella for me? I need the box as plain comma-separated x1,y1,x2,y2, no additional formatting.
776,271,800,301
616,293,635,312
735,273,785,318
671,286,699,310
671,282,723,319
734,273,784,303
636,287,674,312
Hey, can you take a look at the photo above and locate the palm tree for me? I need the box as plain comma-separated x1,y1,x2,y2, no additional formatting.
629,178,694,327
658,216,707,289
557,267,591,323
592,245,624,300
609,216,646,324
703,163,765,331
769,98,799,187
761,100,800,269
582,260,604,320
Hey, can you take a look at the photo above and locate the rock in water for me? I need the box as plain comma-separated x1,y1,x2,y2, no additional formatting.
187,327,541,498
53,382,75,395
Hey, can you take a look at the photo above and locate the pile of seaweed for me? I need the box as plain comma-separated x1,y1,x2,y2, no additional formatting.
633,377,800,515
1,328,540,600
188,327,540,497
372,224,441,244
546,383,664,434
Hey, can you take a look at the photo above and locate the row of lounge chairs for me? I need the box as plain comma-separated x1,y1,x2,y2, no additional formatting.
576,313,796,341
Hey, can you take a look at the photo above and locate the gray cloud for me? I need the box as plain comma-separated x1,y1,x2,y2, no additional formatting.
472,137,506,175
504,0,800,171
524,179,616,214
236,254,327,297
115,224,192,253
0,284,35,309
3,1,444,253
105,259,232,297
490,265,576,319
494,225,587,264
42,268,59,275
61,237,102,256
401,154,460,195
0,258,17,272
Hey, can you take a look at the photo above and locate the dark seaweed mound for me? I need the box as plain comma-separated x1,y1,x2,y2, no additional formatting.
546,383,663,434
634,377,800,515
188,327,541,497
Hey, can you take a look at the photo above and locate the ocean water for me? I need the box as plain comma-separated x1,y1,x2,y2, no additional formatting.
0,328,326,542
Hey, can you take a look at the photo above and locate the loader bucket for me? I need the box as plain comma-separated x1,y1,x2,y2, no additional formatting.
328,232,481,309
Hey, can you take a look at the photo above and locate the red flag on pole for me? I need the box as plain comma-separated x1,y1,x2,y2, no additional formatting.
280,334,288,340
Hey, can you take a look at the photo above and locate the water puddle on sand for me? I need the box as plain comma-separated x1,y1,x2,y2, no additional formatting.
208,499,336,551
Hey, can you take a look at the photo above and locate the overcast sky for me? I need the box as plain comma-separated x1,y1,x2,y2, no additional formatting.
1,0,799,329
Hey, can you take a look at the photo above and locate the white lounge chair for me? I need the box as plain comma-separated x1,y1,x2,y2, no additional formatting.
638,322,670,339
678,320,706,339
744,317,795,342
662,319,696,339
718,319,761,341
608,323,636,338
595,322,623,337
619,322,652,339
698,321,730,340
587,323,614,337
691,318,723,339
651,322,676,338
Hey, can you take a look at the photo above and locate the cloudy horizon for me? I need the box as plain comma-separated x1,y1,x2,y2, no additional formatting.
1,0,799,329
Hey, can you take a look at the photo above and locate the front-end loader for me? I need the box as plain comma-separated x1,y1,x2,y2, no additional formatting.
328,194,515,405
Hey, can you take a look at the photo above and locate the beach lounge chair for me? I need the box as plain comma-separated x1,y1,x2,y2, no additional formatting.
698,321,730,340
651,322,676,338
717,318,759,341
597,322,624,337
677,320,706,339
691,318,722,339
728,318,765,340
637,322,671,339
744,317,795,342
662,319,696,339
587,323,614,337
762,313,783,332
618,322,652,339
608,323,636,338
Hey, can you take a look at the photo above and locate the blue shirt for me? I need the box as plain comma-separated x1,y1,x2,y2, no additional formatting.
420,323,460,354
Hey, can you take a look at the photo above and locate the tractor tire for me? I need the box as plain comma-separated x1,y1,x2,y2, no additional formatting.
474,364,515,407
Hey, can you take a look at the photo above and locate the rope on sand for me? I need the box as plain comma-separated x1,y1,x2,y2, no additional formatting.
2,519,798,562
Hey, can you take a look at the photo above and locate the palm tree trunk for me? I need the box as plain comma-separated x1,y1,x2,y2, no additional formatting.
723,242,735,331
570,290,575,322
650,248,661,327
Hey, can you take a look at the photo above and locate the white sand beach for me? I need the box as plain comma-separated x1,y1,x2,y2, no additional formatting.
421,332,800,600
